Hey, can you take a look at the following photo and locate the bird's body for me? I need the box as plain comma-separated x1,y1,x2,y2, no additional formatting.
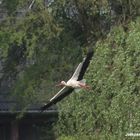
67,79,81,88
41,49,93,111
61,79,85,88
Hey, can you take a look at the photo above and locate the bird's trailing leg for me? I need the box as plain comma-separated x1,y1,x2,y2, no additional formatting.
78,83,91,90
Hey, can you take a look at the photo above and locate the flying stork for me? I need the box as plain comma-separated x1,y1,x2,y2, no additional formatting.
41,49,93,111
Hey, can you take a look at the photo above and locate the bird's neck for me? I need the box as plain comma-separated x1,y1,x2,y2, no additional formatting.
63,82,67,86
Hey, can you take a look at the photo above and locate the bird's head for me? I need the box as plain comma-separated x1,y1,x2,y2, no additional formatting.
56,81,66,87
61,81,66,85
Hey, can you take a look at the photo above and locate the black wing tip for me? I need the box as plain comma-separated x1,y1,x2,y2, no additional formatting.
40,102,52,112
40,106,46,111
87,47,94,55
83,48,94,60
41,87,74,112
78,48,93,80
84,47,94,61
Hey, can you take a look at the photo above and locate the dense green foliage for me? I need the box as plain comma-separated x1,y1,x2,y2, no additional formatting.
56,18,140,139
0,2,82,107
0,0,140,139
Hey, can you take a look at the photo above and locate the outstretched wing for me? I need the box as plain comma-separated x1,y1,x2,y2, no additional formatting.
70,62,83,80
78,49,93,80
71,49,93,81
41,87,74,111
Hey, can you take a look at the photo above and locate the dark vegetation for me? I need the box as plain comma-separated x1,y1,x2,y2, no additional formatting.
0,0,139,139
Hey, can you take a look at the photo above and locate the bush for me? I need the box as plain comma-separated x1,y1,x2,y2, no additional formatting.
55,18,140,139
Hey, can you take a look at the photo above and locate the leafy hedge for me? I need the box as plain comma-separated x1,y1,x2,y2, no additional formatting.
55,18,140,140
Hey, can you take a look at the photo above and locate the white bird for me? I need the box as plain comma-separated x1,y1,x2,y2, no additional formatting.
41,49,93,111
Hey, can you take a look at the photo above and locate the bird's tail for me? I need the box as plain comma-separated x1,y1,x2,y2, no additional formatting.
80,79,86,84
75,88,81,93
75,79,86,93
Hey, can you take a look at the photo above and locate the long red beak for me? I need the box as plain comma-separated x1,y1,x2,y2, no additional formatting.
55,83,63,87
